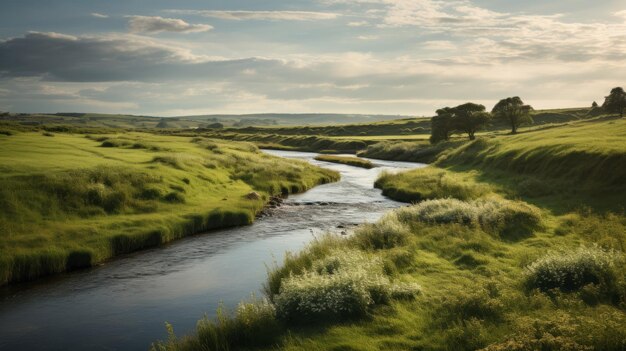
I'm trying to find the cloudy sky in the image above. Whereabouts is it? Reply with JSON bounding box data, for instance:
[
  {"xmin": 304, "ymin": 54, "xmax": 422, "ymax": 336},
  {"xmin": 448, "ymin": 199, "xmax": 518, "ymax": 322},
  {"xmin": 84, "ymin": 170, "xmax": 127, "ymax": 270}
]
[{"xmin": 0, "ymin": 0, "xmax": 625, "ymax": 116}]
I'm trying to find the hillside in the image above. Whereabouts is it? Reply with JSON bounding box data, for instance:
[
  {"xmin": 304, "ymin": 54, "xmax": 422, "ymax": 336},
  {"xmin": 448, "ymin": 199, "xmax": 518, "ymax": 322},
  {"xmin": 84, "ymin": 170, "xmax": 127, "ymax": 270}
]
[{"xmin": 0, "ymin": 130, "xmax": 338, "ymax": 285}]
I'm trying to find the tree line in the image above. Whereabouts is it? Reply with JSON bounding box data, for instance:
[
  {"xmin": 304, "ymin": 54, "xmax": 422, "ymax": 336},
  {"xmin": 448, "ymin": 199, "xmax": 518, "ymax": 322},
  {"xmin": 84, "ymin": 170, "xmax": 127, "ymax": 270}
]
[{"xmin": 429, "ymin": 87, "xmax": 626, "ymax": 144}]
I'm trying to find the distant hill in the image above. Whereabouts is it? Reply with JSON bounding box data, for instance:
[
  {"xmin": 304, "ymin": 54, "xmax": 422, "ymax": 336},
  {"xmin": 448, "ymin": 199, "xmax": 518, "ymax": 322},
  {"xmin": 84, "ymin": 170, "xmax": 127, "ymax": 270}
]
[
  {"xmin": 0, "ymin": 112, "xmax": 414, "ymax": 129},
  {"xmin": 180, "ymin": 113, "xmax": 412, "ymax": 126}
]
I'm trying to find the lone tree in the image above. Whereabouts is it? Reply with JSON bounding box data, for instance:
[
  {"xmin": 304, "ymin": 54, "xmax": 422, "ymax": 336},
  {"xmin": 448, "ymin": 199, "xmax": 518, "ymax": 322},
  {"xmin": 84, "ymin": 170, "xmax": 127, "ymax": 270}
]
[
  {"xmin": 430, "ymin": 107, "xmax": 455, "ymax": 144},
  {"xmin": 491, "ymin": 97, "xmax": 533, "ymax": 134},
  {"xmin": 429, "ymin": 103, "xmax": 491, "ymax": 143},
  {"xmin": 602, "ymin": 87, "xmax": 626, "ymax": 117},
  {"xmin": 452, "ymin": 103, "xmax": 490, "ymax": 140}
]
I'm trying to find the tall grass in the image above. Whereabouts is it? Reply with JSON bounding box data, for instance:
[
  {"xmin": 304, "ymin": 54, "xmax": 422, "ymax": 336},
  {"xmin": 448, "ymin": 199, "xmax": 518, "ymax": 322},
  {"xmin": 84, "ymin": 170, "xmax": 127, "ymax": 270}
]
[
  {"xmin": 394, "ymin": 198, "xmax": 543, "ymax": 240},
  {"xmin": 524, "ymin": 246, "xmax": 623, "ymax": 296},
  {"xmin": 151, "ymin": 298, "xmax": 282, "ymax": 351},
  {"xmin": 375, "ymin": 166, "xmax": 492, "ymax": 202}
]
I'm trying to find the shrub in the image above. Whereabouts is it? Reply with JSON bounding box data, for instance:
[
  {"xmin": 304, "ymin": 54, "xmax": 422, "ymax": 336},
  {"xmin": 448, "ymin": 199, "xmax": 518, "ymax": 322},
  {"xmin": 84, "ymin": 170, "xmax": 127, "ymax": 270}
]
[
  {"xmin": 275, "ymin": 270, "xmax": 387, "ymax": 323},
  {"xmin": 353, "ymin": 215, "xmax": 411, "ymax": 250},
  {"xmin": 264, "ymin": 234, "xmax": 346, "ymax": 299},
  {"xmin": 42, "ymin": 132, "xmax": 54, "ymax": 137},
  {"xmin": 163, "ymin": 192, "xmax": 185, "ymax": 203},
  {"xmin": 100, "ymin": 139, "xmax": 131, "ymax": 148},
  {"xmin": 140, "ymin": 186, "xmax": 163, "ymax": 200},
  {"xmin": 524, "ymin": 246, "xmax": 622, "ymax": 293},
  {"xmin": 394, "ymin": 198, "xmax": 543, "ymax": 240},
  {"xmin": 273, "ymin": 249, "xmax": 420, "ymax": 324}
]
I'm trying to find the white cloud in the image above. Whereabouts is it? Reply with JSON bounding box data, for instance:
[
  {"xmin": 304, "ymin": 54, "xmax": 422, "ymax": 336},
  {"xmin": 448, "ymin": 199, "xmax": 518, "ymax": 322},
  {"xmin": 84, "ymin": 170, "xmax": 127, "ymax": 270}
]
[
  {"xmin": 165, "ymin": 10, "xmax": 340, "ymax": 21},
  {"xmin": 348, "ymin": 21, "xmax": 369, "ymax": 26},
  {"xmin": 357, "ymin": 35, "xmax": 378, "ymax": 40},
  {"xmin": 91, "ymin": 13, "xmax": 109, "ymax": 19},
  {"xmin": 126, "ymin": 16, "xmax": 213, "ymax": 33},
  {"xmin": 422, "ymin": 40, "xmax": 456, "ymax": 50},
  {"xmin": 615, "ymin": 10, "xmax": 626, "ymax": 20}
]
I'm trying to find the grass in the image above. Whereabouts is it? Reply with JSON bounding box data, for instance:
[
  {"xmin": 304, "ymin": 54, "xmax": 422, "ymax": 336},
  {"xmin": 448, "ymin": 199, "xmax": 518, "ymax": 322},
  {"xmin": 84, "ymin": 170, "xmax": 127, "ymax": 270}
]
[
  {"xmin": 314, "ymin": 155, "xmax": 374, "ymax": 169},
  {"xmin": 189, "ymin": 132, "xmax": 375, "ymax": 154},
  {"xmin": 145, "ymin": 107, "xmax": 598, "ymax": 157},
  {"xmin": 0, "ymin": 131, "xmax": 338, "ymax": 285},
  {"xmin": 158, "ymin": 190, "xmax": 626, "ymax": 350},
  {"xmin": 155, "ymin": 113, "xmax": 626, "ymax": 351},
  {"xmin": 374, "ymin": 166, "xmax": 493, "ymax": 202},
  {"xmin": 357, "ymin": 140, "xmax": 463, "ymax": 163}
]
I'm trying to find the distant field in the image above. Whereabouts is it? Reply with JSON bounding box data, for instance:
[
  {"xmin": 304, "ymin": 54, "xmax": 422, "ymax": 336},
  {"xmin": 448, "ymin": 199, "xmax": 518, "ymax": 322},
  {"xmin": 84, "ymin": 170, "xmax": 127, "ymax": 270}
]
[
  {"xmin": 0, "ymin": 112, "xmax": 415, "ymax": 130},
  {"xmin": 0, "ymin": 131, "xmax": 338, "ymax": 285}
]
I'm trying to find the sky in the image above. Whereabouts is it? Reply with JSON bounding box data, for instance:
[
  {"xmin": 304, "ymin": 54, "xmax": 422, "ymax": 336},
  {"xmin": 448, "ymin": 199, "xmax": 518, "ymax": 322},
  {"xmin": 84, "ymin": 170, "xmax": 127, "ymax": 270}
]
[{"xmin": 0, "ymin": 0, "xmax": 625, "ymax": 117}]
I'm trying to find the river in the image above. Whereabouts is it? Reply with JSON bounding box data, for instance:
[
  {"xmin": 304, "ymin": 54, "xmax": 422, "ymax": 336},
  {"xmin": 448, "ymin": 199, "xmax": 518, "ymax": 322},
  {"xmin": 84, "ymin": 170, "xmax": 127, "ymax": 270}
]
[{"xmin": 0, "ymin": 150, "xmax": 423, "ymax": 351}]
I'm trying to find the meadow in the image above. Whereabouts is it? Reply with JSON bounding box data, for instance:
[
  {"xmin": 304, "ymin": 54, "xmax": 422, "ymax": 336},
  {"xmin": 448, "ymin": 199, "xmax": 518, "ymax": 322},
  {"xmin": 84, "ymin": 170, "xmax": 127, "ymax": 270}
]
[
  {"xmin": 2, "ymin": 108, "xmax": 625, "ymax": 350},
  {"xmin": 0, "ymin": 129, "xmax": 338, "ymax": 285},
  {"xmin": 153, "ymin": 114, "xmax": 626, "ymax": 351}
]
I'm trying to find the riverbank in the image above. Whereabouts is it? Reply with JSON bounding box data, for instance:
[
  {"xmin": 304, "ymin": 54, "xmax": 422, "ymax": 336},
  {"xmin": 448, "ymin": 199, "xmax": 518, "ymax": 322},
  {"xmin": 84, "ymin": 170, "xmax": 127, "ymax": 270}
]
[
  {"xmin": 0, "ymin": 132, "xmax": 339, "ymax": 285},
  {"xmin": 314, "ymin": 155, "xmax": 374, "ymax": 169},
  {"xmin": 154, "ymin": 116, "xmax": 626, "ymax": 351},
  {"xmin": 0, "ymin": 149, "xmax": 418, "ymax": 351}
]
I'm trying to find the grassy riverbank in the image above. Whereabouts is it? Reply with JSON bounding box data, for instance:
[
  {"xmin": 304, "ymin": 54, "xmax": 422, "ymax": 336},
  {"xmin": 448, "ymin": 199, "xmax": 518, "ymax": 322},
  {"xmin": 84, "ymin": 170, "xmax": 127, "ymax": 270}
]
[
  {"xmin": 314, "ymin": 155, "xmax": 374, "ymax": 169},
  {"xmin": 0, "ymin": 131, "xmax": 338, "ymax": 285},
  {"xmin": 154, "ymin": 115, "xmax": 626, "ymax": 351},
  {"xmin": 188, "ymin": 132, "xmax": 375, "ymax": 154}
]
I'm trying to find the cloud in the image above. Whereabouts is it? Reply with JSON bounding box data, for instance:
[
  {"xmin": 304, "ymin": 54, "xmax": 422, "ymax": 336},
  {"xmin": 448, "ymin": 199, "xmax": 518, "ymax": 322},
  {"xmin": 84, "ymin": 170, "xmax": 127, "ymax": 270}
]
[
  {"xmin": 615, "ymin": 10, "xmax": 626, "ymax": 20},
  {"xmin": 357, "ymin": 35, "xmax": 378, "ymax": 40},
  {"xmin": 126, "ymin": 16, "xmax": 213, "ymax": 33},
  {"xmin": 0, "ymin": 32, "xmax": 212, "ymax": 81},
  {"xmin": 165, "ymin": 10, "xmax": 340, "ymax": 21},
  {"xmin": 348, "ymin": 21, "xmax": 369, "ymax": 26},
  {"xmin": 324, "ymin": 0, "xmax": 626, "ymax": 64},
  {"xmin": 422, "ymin": 40, "xmax": 456, "ymax": 50},
  {"xmin": 91, "ymin": 13, "xmax": 109, "ymax": 19}
]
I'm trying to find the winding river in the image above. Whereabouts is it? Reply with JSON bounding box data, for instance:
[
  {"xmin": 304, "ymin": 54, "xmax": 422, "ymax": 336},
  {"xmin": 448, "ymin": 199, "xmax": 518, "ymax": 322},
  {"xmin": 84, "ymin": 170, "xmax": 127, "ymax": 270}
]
[{"xmin": 0, "ymin": 150, "xmax": 423, "ymax": 351}]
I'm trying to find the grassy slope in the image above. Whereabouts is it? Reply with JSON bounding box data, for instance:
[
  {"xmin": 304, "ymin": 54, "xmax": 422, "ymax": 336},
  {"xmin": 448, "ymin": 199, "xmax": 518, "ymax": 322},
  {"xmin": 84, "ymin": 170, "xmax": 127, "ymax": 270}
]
[
  {"xmin": 0, "ymin": 131, "xmax": 338, "ymax": 285},
  {"xmin": 314, "ymin": 155, "xmax": 374, "ymax": 169},
  {"xmin": 188, "ymin": 108, "xmax": 593, "ymax": 155},
  {"xmin": 376, "ymin": 116, "xmax": 626, "ymax": 211},
  {"xmin": 188, "ymin": 132, "xmax": 378, "ymax": 154},
  {"xmin": 157, "ymin": 115, "xmax": 626, "ymax": 351}
]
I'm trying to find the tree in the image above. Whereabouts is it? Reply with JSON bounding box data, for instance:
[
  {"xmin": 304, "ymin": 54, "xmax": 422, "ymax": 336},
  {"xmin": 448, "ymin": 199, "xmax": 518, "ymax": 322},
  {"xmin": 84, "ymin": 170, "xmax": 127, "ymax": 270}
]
[
  {"xmin": 602, "ymin": 87, "xmax": 626, "ymax": 117},
  {"xmin": 429, "ymin": 107, "xmax": 455, "ymax": 144},
  {"xmin": 491, "ymin": 97, "xmax": 533, "ymax": 134},
  {"xmin": 155, "ymin": 118, "xmax": 169, "ymax": 128},
  {"xmin": 592, "ymin": 101, "xmax": 598, "ymax": 108},
  {"xmin": 429, "ymin": 103, "xmax": 491, "ymax": 143},
  {"xmin": 452, "ymin": 103, "xmax": 490, "ymax": 140}
]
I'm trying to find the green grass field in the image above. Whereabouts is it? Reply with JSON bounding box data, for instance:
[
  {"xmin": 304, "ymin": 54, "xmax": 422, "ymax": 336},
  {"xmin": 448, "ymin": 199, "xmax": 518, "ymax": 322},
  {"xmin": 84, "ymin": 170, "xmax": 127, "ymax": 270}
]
[
  {"xmin": 0, "ymin": 131, "xmax": 338, "ymax": 285},
  {"xmin": 314, "ymin": 155, "xmax": 374, "ymax": 169},
  {"xmin": 154, "ymin": 114, "xmax": 626, "ymax": 351}
]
